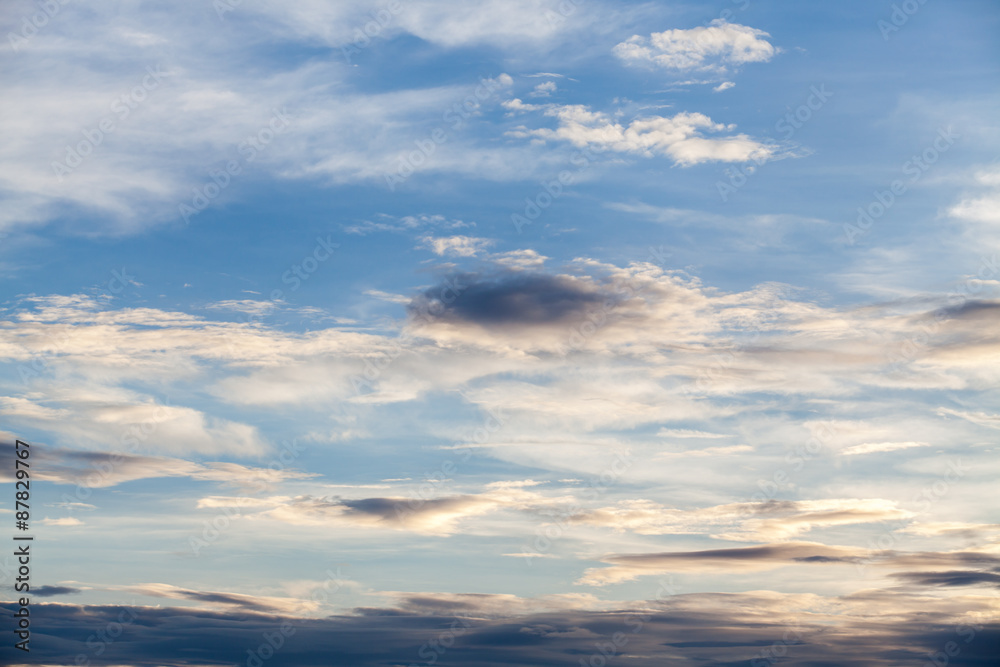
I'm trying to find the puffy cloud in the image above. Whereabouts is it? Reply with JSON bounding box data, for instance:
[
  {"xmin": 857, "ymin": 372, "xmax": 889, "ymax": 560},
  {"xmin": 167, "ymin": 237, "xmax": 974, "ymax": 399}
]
[
  {"xmin": 949, "ymin": 165, "xmax": 1000, "ymax": 224},
  {"xmin": 513, "ymin": 105, "xmax": 776, "ymax": 165},
  {"xmin": 419, "ymin": 235, "xmax": 495, "ymax": 257},
  {"xmin": 614, "ymin": 20, "xmax": 777, "ymax": 73}
]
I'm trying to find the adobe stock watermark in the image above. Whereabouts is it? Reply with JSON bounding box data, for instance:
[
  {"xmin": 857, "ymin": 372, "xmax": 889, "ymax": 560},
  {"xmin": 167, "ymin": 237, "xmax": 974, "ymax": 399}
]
[
  {"xmin": 56, "ymin": 398, "xmax": 174, "ymax": 509},
  {"xmin": 7, "ymin": 0, "xmax": 71, "ymax": 52},
  {"xmin": 393, "ymin": 404, "xmax": 507, "ymax": 526},
  {"xmin": 349, "ymin": 276, "xmax": 468, "ymax": 396},
  {"xmin": 883, "ymin": 253, "xmax": 998, "ymax": 371},
  {"xmin": 878, "ymin": 0, "xmax": 930, "ymax": 40},
  {"xmin": 409, "ymin": 618, "xmax": 474, "ymax": 667},
  {"xmin": 922, "ymin": 622, "xmax": 986, "ymax": 667},
  {"xmin": 843, "ymin": 126, "xmax": 959, "ymax": 245},
  {"xmin": 51, "ymin": 66, "xmax": 167, "ymax": 180},
  {"xmin": 189, "ymin": 438, "xmax": 308, "ymax": 556},
  {"xmin": 18, "ymin": 267, "xmax": 140, "ymax": 385},
  {"xmin": 384, "ymin": 74, "xmax": 512, "ymax": 191},
  {"xmin": 74, "ymin": 603, "xmax": 139, "ymax": 667},
  {"xmin": 517, "ymin": 449, "xmax": 632, "ymax": 565},
  {"xmin": 750, "ymin": 618, "xmax": 806, "ymax": 667},
  {"xmin": 716, "ymin": 84, "xmax": 832, "ymax": 202},
  {"xmin": 214, "ymin": 0, "xmax": 244, "ymax": 21},
  {"xmin": 560, "ymin": 245, "xmax": 673, "ymax": 353},
  {"xmin": 577, "ymin": 577, "xmax": 680, "ymax": 667},
  {"xmin": 179, "ymin": 108, "xmax": 292, "ymax": 224},
  {"xmin": 855, "ymin": 459, "xmax": 967, "ymax": 573},
  {"xmin": 341, "ymin": 1, "xmax": 404, "ymax": 63},
  {"xmin": 243, "ymin": 566, "xmax": 348, "ymax": 667},
  {"xmin": 543, "ymin": 0, "xmax": 583, "ymax": 27},
  {"xmin": 511, "ymin": 144, "xmax": 605, "ymax": 234}
]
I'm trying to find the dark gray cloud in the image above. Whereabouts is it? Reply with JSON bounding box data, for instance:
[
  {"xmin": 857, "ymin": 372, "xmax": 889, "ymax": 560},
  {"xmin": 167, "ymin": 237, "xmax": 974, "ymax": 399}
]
[
  {"xmin": 31, "ymin": 585, "xmax": 82, "ymax": 597},
  {"xmin": 409, "ymin": 272, "xmax": 609, "ymax": 328},
  {"xmin": 939, "ymin": 299, "xmax": 1000, "ymax": 320},
  {"xmin": 2, "ymin": 600, "xmax": 998, "ymax": 666},
  {"xmin": 891, "ymin": 570, "xmax": 1000, "ymax": 588}
]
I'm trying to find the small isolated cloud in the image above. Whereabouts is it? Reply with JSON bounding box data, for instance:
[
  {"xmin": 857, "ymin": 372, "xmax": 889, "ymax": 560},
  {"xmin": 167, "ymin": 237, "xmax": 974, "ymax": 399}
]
[
  {"xmin": 949, "ymin": 165, "xmax": 1000, "ymax": 224},
  {"xmin": 579, "ymin": 542, "xmax": 862, "ymax": 585},
  {"xmin": 40, "ymin": 517, "xmax": 84, "ymax": 526},
  {"xmin": 409, "ymin": 271, "xmax": 607, "ymax": 329},
  {"xmin": 204, "ymin": 300, "xmax": 279, "ymax": 316},
  {"xmin": 657, "ymin": 429, "xmax": 729, "ymax": 439},
  {"xmin": 33, "ymin": 585, "xmax": 82, "ymax": 597},
  {"xmin": 713, "ymin": 81, "xmax": 735, "ymax": 92},
  {"xmin": 120, "ymin": 583, "xmax": 319, "ymax": 614},
  {"xmin": 514, "ymin": 104, "xmax": 776, "ymax": 166},
  {"xmin": 840, "ymin": 441, "xmax": 929, "ymax": 456},
  {"xmin": 490, "ymin": 249, "xmax": 548, "ymax": 270},
  {"xmin": 614, "ymin": 20, "xmax": 777, "ymax": 73},
  {"xmin": 531, "ymin": 81, "xmax": 557, "ymax": 97},
  {"xmin": 890, "ymin": 570, "xmax": 1000, "ymax": 589},
  {"xmin": 364, "ymin": 289, "xmax": 412, "ymax": 305},
  {"xmin": 344, "ymin": 214, "xmax": 474, "ymax": 235},
  {"xmin": 502, "ymin": 98, "xmax": 543, "ymax": 114},
  {"xmin": 419, "ymin": 235, "xmax": 495, "ymax": 257}
]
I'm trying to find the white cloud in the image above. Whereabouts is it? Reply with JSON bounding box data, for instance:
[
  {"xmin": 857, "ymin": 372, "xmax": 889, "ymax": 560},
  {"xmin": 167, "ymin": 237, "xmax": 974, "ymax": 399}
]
[
  {"xmin": 614, "ymin": 20, "xmax": 777, "ymax": 73},
  {"xmin": 949, "ymin": 165, "xmax": 1000, "ymax": 224},
  {"xmin": 531, "ymin": 81, "xmax": 557, "ymax": 97},
  {"xmin": 840, "ymin": 441, "xmax": 929, "ymax": 456},
  {"xmin": 514, "ymin": 104, "xmax": 776, "ymax": 165},
  {"xmin": 40, "ymin": 517, "xmax": 84, "ymax": 526},
  {"xmin": 419, "ymin": 235, "xmax": 495, "ymax": 257}
]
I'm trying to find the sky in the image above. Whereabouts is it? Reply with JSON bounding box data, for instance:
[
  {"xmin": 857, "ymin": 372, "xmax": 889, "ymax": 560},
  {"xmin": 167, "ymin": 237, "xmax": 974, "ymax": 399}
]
[{"xmin": 1, "ymin": 0, "xmax": 999, "ymax": 665}]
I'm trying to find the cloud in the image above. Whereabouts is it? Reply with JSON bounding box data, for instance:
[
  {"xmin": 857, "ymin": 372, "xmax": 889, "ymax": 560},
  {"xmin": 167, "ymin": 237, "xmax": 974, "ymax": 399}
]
[
  {"xmin": 902, "ymin": 522, "xmax": 1000, "ymax": 540},
  {"xmin": 840, "ymin": 441, "xmax": 929, "ymax": 456},
  {"xmin": 344, "ymin": 214, "xmax": 474, "ymax": 236},
  {"xmin": 409, "ymin": 271, "xmax": 608, "ymax": 329},
  {"xmin": 32, "ymin": 585, "xmax": 82, "ymax": 597},
  {"xmin": 489, "ymin": 249, "xmax": 548, "ymax": 270},
  {"xmin": 9, "ymin": 591, "xmax": 997, "ymax": 666},
  {"xmin": 613, "ymin": 20, "xmax": 777, "ymax": 73},
  {"xmin": 419, "ymin": 235, "xmax": 495, "ymax": 257},
  {"xmin": 656, "ymin": 429, "xmax": 729, "ymax": 439},
  {"xmin": 39, "ymin": 517, "xmax": 84, "ymax": 526},
  {"xmin": 578, "ymin": 542, "xmax": 864, "ymax": 585},
  {"xmin": 949, "ymin": 165, "xmax": 1000, "ymax": 224},
  {"xmin": 0, "ymin": 445, "xmax": 315, "ymax": 489},
  {"xmin": 216, "ymin": 481, "xmax": 561, "ymax": 536},
  {"xmin": 890, "ymin": 570, "xmax": 1000, "ymax": 588},
  {"xmin": 530, "ymin": 81, "xmax": 557, "ymax": 97},
  {"xmin": 118, "ymin": 583, "xmax": 320, "ymax": 614},
  {"xmin": 513, "ymin": 104, "xmax": 777, "ymax": 165},
  {"xmin": 713, "ymin": 81, "xmax": 735, "ymax": 92},
  {"xmin": 568, "ymin": 498, "xmax": 912, "ymax": 541}
]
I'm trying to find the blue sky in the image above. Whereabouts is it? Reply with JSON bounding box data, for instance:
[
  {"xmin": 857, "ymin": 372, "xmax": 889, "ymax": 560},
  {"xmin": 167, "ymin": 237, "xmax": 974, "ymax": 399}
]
[{"xmin": 1, "ymin": 0, "xmax": 999, "ymax": 665}]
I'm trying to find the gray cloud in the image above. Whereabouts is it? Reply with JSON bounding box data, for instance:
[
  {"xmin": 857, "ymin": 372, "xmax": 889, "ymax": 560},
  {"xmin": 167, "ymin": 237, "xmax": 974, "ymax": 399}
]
[
  {"xmin": 3, "ymin": 596, "xmax": 998, "ymax": 666},
  {"xmin": 32, "ymin": 585, "xmax": 82, "ymax": 597},
  {"xmin": 409, "ymin": 272, "xmax": 608, "ymax": 328},
  {"xmin": 890, "ymin": 570, "xmax": 1000, "ymax": 588}
]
